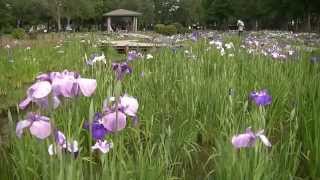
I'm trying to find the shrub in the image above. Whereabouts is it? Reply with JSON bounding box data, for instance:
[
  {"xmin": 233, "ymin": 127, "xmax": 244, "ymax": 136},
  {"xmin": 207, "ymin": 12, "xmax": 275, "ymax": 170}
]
[
  {"xmin": 154, "ymin": 24, "xmax": 166, "ymax": 34},
  {"xmin": 154, "ymin": 24, "xmax": 177, "ymax": 36},
  {"xmin": 164, "ymin": 25, "xmax": 177, "ymax": 36},
  {"xmin": 172, "ymin": 22, "xmax": 184, "ymax": 33},
  {"xmin": 11, "ymin": 28, "xmax": 26, "ymax": 39}
]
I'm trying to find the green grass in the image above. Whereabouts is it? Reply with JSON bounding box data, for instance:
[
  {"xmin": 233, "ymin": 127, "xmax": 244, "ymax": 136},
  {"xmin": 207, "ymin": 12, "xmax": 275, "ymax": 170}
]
[{"xmin": 0, "ymin": 34, "xmax": 320, "ymax": 179}]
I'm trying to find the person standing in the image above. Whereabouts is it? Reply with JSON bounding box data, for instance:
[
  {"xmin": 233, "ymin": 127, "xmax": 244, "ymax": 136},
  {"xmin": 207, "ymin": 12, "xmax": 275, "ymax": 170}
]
[{"xmin": 237, "ymin": 20, "xmax": 245, "ymax": 36}]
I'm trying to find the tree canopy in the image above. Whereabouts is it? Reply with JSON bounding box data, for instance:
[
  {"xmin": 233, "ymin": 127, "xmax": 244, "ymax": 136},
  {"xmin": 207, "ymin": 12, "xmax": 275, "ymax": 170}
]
[{"xmin": 0, "ymin": 0, "xmax": 319, "ymax": 32}]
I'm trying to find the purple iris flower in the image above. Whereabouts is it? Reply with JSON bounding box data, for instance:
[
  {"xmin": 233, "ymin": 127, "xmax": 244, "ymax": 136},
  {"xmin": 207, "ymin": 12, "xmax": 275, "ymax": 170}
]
[
  {"xmin": 19, "ymin": 81, "xmax": 60, "ymax": 110},
  {"xmin": 19, "ymin": 70, "xmax": 97, "ymax": 109},
  {"xmin": 250, "ymin": 89, "xmax": 272, "ymax": 106},
  {"xmin": 91, "ymin": 123, "xmax": 108, "ymax": 140},
  {"xmin": 37, "ymin": 70, "xmax": 96, "ymax": 98},
  {"xmin": 191, "ymin": 32, "xmax": 199, "ymax": 41},
  {"xmin": 92, "ymin": 140, "xmax": 113, "ymax": 154},
  {"xmin": 231, "ymin": 127, "xmax": 271, "ymax": 149},
  {"xmin": 112, "ymin": 62, "xmax": 132, "ymax": 80},
  {"xmin": 16, "ymin": 113, "xmax": 52, "ymax": 139},
  {"xmin": 48, "ymin": 131, "xmax": 79, "ymax": 156},
  {"xmin": 84, "ymin": 113, "xmax": 113, "ymax": 154},
  {"xmin": 101, "ymin": 94, "xmax": 139, "ymax": 132},
  {"xmin": 102, "ymin": 111, "xmax": 127, "ymax": 132},
  {"xmin": 119, "ymin": 94, "xmax": 139, "ymax": 116},
  {"xmin": 127, "ymin": 50, "xmax": 139, "ymax": 61},
  {"xmin": 50, "ymin": 70, "xmax": 97, "ymax": 97},
  {"xmin": 84, "ymin": 113, "xmax": 109, "ymax": 140}
]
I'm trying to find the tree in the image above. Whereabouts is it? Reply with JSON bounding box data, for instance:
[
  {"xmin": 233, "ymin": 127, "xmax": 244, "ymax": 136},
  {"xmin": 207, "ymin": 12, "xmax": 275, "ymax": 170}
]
[
  {"xmin": 0, "ymin": 0, "xmax": 14, "ymax": 32},
  {"xmin": 204, "ymin": 0, "xmax": 234, "ymax": 28}
]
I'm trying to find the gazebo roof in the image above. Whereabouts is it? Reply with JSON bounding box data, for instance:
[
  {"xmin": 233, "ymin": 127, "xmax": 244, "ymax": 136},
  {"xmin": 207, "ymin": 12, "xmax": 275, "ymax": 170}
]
[{"xmin": 103, "ymin": 9, "xmax": 142, "ymax": 17}]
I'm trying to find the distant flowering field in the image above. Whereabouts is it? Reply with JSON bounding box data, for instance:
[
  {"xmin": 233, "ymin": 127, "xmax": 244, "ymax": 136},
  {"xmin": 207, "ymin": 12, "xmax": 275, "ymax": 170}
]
[{"xmin": 0, "ymin": 31, "xmax": 320, "ymax": 179}]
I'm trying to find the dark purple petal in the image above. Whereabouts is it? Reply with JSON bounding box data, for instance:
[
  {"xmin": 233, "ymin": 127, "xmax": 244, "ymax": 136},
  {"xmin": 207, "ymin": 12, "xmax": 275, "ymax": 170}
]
[
  {"xmin": 250, "ymin": 89, "xmax": 272, "ymax": 106},
  {"xmin": 55, "ymin": 131, "xmax": 66, "ymax": 145},
  {"xmin": 91, "ymin": 123, "xmax": 108, "ymax": 140},
  {"xmin": 112, "ymin": 62, "xmax": 132, "ymax": 80},
  {"xmin": 84, "ymin": 113, "xmax": 109, "ymax": 140},
  {"xmin": 127, "ymin": 51, "xmax": 138, "ymax": 61}
]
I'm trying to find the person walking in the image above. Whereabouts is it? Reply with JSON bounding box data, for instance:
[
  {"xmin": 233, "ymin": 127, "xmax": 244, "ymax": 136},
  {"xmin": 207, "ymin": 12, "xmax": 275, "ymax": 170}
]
[{"xmin": 237, "ymin": 20, "xmax": 245, "ymax": 36}]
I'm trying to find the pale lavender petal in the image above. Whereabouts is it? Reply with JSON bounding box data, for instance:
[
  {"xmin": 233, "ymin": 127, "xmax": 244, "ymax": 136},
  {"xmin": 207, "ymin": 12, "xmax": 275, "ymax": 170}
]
[
  {"xmin": 77, "ymin": 78, "xmax": 97, "ymax": 97},
  {"xmin": 103, "ymin": 96, "xmax": 116, "ymax": 106},
  {"xmin": 257, "ymin": 134, "xmax": 272, "ymax": 147},
  {"xmin": 120, "ymin": 95, "xmax": 139, "ymax": 116},
  {"xmin": 48, "ymin": 144, "xmax": 56, "ymax": 155},
  {"xmin": 52, "ymin": 96, "xmax": 61, "ymax": 108},
  {"xmin": 231, "ymin": 133, "xmax": 256, "ymax": 148},
  {"xmin": 92, "ymin": 140, "xmax": 113, "ymax": 154},
  {"xmin": 51, "ymin": 77, "xmax": 74, "ymax": 97},
  {"xmin": 29, "ymin": 120, "xmax": 52, "ymax": 139},
  {"xmin": 102, "ymin": 111, "xmax": 127, "ymax": 132},
  {"xmin": 19, "ymin": 97, "xmax": 32, "ymax": 109},
  {"xmin": 16, "ymin": 120, "xmax": 32, "ymax": 138},
  {"xmin": 67, "ymin": 140, "xmax": 79, "ymax": 153},
  {"xmin": 29, "ymin": 81, "xmax": 52, "ymax": 99}
]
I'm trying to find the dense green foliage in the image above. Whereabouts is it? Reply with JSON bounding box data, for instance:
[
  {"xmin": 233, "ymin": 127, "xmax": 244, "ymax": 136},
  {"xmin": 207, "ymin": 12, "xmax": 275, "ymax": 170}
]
[
  {"xmin": 0, "ymin": 34, "xmax": 320, "ymax": 179},
  {"xmin": 11, "ymin": 28, "xmax": 26, "ymax": 39},
  {"xmin": 154, "ymin": 24, "xmax": 178, "ymax": 35},
  {"xmin": 0, "ymin": 0, "xmax": 319, "ymax": 32}
]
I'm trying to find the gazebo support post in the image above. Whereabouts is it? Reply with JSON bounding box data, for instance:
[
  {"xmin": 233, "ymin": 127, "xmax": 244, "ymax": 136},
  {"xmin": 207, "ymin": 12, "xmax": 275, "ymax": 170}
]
[
  {"xmin": 133, "ymin": 17, "xmax": 138, "ymax": 32},
  {"xmin": 107, "ymin": 17, "xmax": 112, "ymax": 32}
]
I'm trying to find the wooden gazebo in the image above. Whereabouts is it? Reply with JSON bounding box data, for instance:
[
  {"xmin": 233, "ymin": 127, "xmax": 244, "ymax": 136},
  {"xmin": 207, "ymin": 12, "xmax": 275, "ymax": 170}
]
[{"xmin": 103, "ymin": 9, "xmax": 142, "ymax": 32}]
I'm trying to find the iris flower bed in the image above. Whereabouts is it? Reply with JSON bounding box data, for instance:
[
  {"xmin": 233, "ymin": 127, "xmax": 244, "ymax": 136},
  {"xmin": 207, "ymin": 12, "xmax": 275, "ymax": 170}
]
[{"xmin": 0, "ymin": 31, "xmax": 320, "ymax": 179}]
